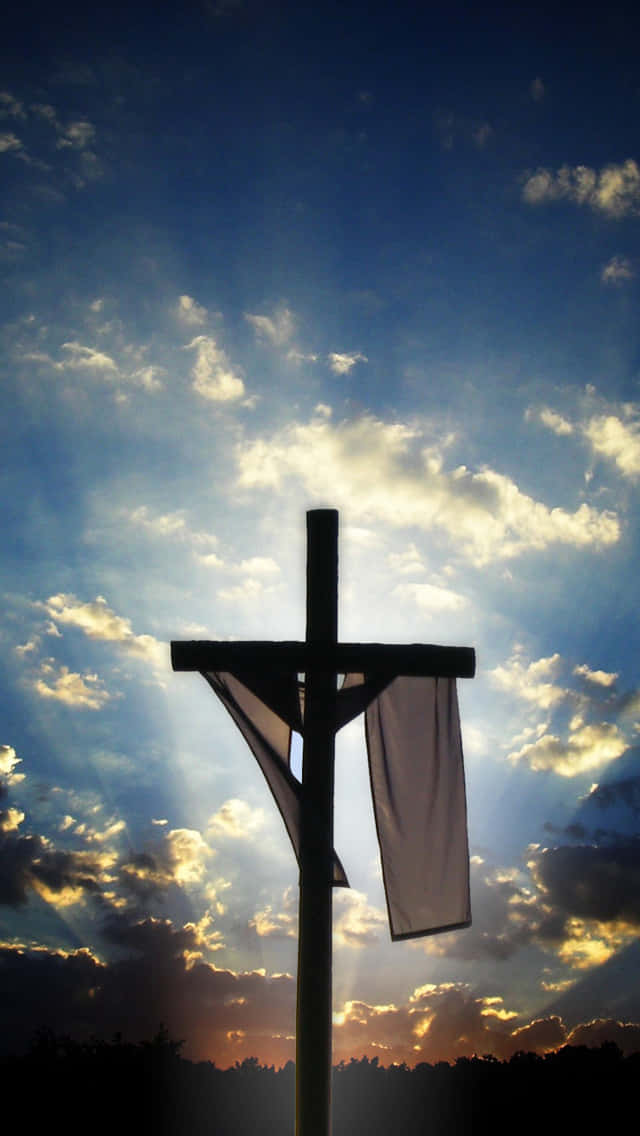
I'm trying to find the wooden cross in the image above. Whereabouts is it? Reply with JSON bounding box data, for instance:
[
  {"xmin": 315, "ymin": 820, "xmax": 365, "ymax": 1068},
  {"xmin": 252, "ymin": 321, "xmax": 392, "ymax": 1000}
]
[{"xmin": 171, "ymin": 509, "xmax": 475, "ymax": 1136}]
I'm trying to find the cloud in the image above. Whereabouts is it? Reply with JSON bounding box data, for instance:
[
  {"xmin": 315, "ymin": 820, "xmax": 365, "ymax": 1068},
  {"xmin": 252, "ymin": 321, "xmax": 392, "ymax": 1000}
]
[
  {"xmin": 217, "ymin": 578, "xmax": 272, "ymax": 603},
  {"xmin": 185, "ymin": 335, "xmax": 245, "ymax": 402},
  {"xmin": 234, "ymin": 557, "xmax": 279, "ymax": 576},
  {"xmin": 120, "ymin": 828, "xmax": 213, "ymax": 897},
  {"xmin": 0, "ymin": 746, "xmax": 22, "ymax": 780},
  {"xmin": 56, "ymin": 120, "xmax": 95, "ymax": 150},
  {"xmin": 0, "ymin": 91, "xmax": 26, "ymax": 119},
  {"xmin": 573, "ymin": 663, "xmax": 618, "ymax": 688},
  {"xmin": 332, "ymin": 983, "xmax": 568, "ymax": 1065},
  {"xmin": 208, "ymin": 799, "xmax": 266, "ymax": 840},
  {"xmin": 490, "ymin": 652, "xmax": 566, "ymax": 710},
  {"xmin": 583, "ymin": 412, "xmax": 640, "ymax": 479},
  {"xmin": 126, "ymin": 506, "xmax": 220, "ymax": 555},
  {"xmin": 60, "ymin": 341, "xmax": 119, "ymax": 376},
  {"xmin": 0, "ymin": 806, "xmax": 24, "ymax": 832},
  {"xmin": 245, "ymin": 306, "xmax": 295, "ymax": 346},
  {"xmin": 526, "ymin": 406, "xmax": 574, "ymax": 436},
  {"xmin": 0, "ymin": 132, "xmax": 23, "ymax": 153},
  {"xmin": 328, "ymin": 351, "xmax": 367, "ymax": 375},
  {"xmin": 234, "ymin": 413, "xmax": 619, "ymax": 565},
  {"xmin": 522, "ymin": 159, "xmax": 640, "ymax": 218},
  {"xmin": 530, "ymin": 395, "xmax": 640, "ymax": 481},
  {"xmin": 0, "ymin": 905, "xmax": 637, "ymax": 1064},
  {"xmin": 33, "ymin": 660, "xmax": 111, "ymax": 710},
  {"xmin": 250, "ymin": 886, "xmax": 297, "ymax": 939},
  {"xmin": 585, "ymin": 777, "xmax": 640, "ymax": 812},
  {"xmin": 0, "ymin": 827, "xmax": 115, "ymax": 908},
  {"xmin": 601, "ymin": 255, "xmax": 634, "ymax": 285},
  {"xmin": 531, "ymin": 840, "xmax": 640, "ymax": 927},
  {"xmin": 392, "ymin": 581, "xmax": 467, "ymax": 613},
  {"xmin": 508, "ymin": 721, "xmax": 627, "ymax": 776},
  {"xmin": 176, "ymin": 295, "xmax": 208, "ymax": 326},
  {"xmin": 427, "ymin": 844, "xmax": 640, "ymax": 972},
  {"xmin": 387, "ymin": 543, "xmax": 425, "ymax": 576},
  {"xmin": 333, "ymin": 889, "xmax": 387, "ymax": 948},
  {"xmin": 424, "ymin": 861, "xmax": 542, "ymax": 963},
  {"xmin": 567, "ymin": 1018, "xmax": 640, "ymax": 1054},
  {"xmin": 0, "ymin": 919, "xmax": 298, "ymax": 1065},
  {"xmin": 41, "ymin": 594, "xmax": 164, "ymax": 665}
]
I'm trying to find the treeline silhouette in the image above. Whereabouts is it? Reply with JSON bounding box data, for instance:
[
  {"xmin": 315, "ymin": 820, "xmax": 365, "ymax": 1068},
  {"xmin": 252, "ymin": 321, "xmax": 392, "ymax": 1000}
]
[{"xmin": 1, "ymin": 1026, "xmax": 636, "ymax": 1135}]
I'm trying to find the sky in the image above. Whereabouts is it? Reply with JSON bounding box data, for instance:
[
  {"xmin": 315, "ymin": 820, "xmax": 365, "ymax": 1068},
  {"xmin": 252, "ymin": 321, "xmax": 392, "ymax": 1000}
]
[{"xmin": 2, "ymin": 0, "xmax": 640, "ymax": 1069}]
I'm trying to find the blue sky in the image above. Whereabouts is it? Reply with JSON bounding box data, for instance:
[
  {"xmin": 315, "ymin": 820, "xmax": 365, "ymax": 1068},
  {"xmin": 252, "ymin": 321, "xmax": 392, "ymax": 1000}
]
[{"xmin": 2, "ymin": 0, "xmax": 640, "ymax": 1067}]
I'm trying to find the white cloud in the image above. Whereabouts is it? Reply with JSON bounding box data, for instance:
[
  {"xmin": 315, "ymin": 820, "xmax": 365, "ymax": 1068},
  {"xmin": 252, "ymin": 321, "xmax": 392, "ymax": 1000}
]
[
  {"xmin": 56, "ymin": 120, "xmax": 95, "ymax": 150},
  {"xmin": 250, "ymin": 887, "xmax": 297, "ymax": 939},
  {"xmin": 234, "ymin": 413, "xmax": 619, "ymax": 565},
  {"xmin": 129, "ymin": 364, "xmax": 163, "ymax": 391},
  {"xmin": 245, "ymin": 306, "xmax": 295, "ymax": 346},
  {"xmin": 165, "ymin": 828, "xmax": 213, "ymax": 885},
  {"xmin": 522, "ymin": 159, "xmax": 640, "ymax": 218},
  {"xmin": 573, "ymin": 663, "xmax": 618, "ymax": 687},
  {"xmin": 185, "ymin": 335, "xmax": 245, "ymax": 402},
  {"xmin": 0, "ymin": 807, "xmax": 25, "ymax": 832},
  {"xmin": 126, "ymin": 506, "xmax": 220, "ymax": 556},
  {"xmin": 217, "ymin": 578, "xmax": 270, "ymax": 603},
  {"xmin": 287, "ymin": 350, "xmax": 319, "ymax": 364},
  {"xmin": 208, "ymin": 798, "xmax": 266, "ymax": 839},
  {"xmin": 333, "ymin": 889, "xmax": 387, "ymax": 948},
  {"xmin": 527, "ymin": 406, "xmax": 574, "ymax": 436},
  {"xmin": 584, "ymin": 412, "xmax": 640, "ymax": 478},
  {"xmin": 41, "ymin": 594, "xmax": 164, "ymax": 665},
  {"xmin": 0, "ymin": 132, "xmax": 23, "ymax": 153},
  {"xmin": 601, "ymin": 255, "xmax": 634, "ymax": 285},
  {"xmin": 33, "ymin": 659, "xmax": 111, "ymax": 710},
  {"xmin": 328, "ymin": 351, "xmax": 367, "ymax": 375},
  {"xmin": 60, "ymin": 341, "xmax": 119, "ymax": 376},
  {"xmin": 235, "ymin": 556, "xmax": 280, "ymax": 576},
  {"xmin": 509, "ymin": 720, "xmax": 627, "ymax": 776},
  {"xmin": 392, "ymin": 581, "xmax": 467, "ymax": 613},
  {"xmin": 387, "ymin": 543, "xmax": 425, "ymax": 576},
  {"xmin": 491, "ymin": 652, "xmax": 566, "ymax": 710},
  {"xmin": 176, "ymin": 295, "xmax": 209, "ymax": 326},
  {"xmin": 0, "ymin": 745, "xmax": 22, "ymax": 779},
  {"xmin": 0, "ymin": 91, "xmax": 26, "ymax": 119}
]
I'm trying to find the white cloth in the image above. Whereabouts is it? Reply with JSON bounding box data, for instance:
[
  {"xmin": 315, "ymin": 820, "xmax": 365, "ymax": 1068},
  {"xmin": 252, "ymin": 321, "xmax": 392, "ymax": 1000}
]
[{"xmin": 201, "ymin": 670, "xmax": 470, "ymax": 939}]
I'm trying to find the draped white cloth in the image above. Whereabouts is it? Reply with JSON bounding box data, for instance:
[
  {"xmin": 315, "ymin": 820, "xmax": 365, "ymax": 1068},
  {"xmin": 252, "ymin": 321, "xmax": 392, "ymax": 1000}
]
[{"xmin": 202, "ymin": 670, "xmax": 470, "ymax": 940}]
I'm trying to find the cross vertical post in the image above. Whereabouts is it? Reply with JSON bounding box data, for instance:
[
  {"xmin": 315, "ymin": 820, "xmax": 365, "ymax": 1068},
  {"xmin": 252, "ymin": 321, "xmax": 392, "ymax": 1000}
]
[
  {"xmin": 296, "ymin": 509, "xmax": 338, "ymax": 1136},
  {"xmin": 170, "ymin": 508, "xmax": 476, "ymax": 1136}
]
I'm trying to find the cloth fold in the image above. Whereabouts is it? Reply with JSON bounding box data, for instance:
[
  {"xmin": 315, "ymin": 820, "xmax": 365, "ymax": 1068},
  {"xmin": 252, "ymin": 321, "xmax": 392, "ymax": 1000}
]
[{"xmin": 201, "ymin": 669, "xmax": 470, "ymax": 938}]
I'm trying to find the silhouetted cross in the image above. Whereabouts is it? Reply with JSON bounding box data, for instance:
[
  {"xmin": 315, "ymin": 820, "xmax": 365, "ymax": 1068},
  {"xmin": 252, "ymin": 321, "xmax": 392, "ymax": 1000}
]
[{"xmin": 172, "ymin": 509, "xmax": 475, "ymax": 1136}]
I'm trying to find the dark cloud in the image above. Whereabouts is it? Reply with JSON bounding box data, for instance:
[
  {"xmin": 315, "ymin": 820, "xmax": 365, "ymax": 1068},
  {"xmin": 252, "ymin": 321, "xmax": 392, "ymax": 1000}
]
[
  {"xmin": 426, "ymin": 862, "xmax": 542, "ymax": 962},
  {"xmin": 0, "ymin": 831, "xmax": 46, "ymax": 905},
  {"xmin": 509, "ymin": 1016, "xmax": 566, "ymax": 1053},
  {"xmin": 567, "ymin": 1018, "xmax": 640, "ymax": 1054},
  {"xmin": 334, "ymin": 985, "xmax": 569, "ymax": 1066},
  {"xmin": 0, "ymin": 914, "xmax": 296, "ymax": 1065},
  {"xmin": 2, "ymin": 920, "xmax": 640, "ymax": 1067},
  {"xmin": 587, "ymin": 777, "xmax": 640, "ymax": 813},
  {"xmin": 532, "ymin": 840, "xmax": 640, "ymax": 926},
  {"xmin": 0, "ymin": 830, "xmax": 108, "ymax": 906}
]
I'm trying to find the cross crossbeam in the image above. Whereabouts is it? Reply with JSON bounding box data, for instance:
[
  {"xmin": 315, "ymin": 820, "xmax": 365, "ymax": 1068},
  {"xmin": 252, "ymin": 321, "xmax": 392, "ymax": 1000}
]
[
  {"xmin": 171, "ymin": 509, "xmax": 475, "ymax": 1136},
  {"xmin": 171, "ymin": 640, "xmax": 475, "ymax": 677}
]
